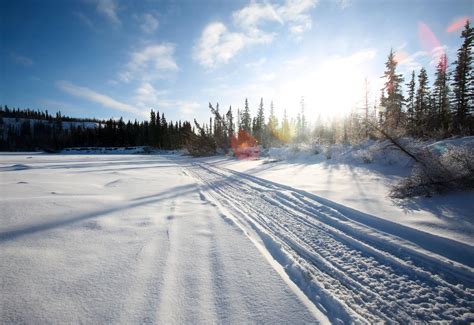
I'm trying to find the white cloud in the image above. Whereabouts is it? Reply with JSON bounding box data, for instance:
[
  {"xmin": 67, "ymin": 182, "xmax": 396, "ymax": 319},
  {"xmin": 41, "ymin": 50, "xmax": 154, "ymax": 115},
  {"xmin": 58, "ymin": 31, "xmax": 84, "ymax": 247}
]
[
  {"xmin": 12, "ymin": 53, "xmax": 33, "ymax": 66},
  {"xmin": 193, "ymin": 22, "xmax": 246, "ymax": 68},
  {"xmin": 119, "ymin": 43, "xmax": 178, "ymax": 82},
  {"xmin": 233, "ymin": 0, "xmax": 317, "ymax": 36},
  {"xmin": 233, "ymin": 2, "xmax": 282, "ymax": 30},
  {"xmin": 194, "ymin": 0, "xmax": 317, "ymax": 68},
  {"xmin": 57, "ymin": 80, "xmax": 197, "ymax": 120},
  {"xmin": 395, "ymin": 50, "xmax": 428, "ymax": 72},
  {"xmin": 134, "ymin": 82, "xmax": 169, "ymax": 106},
  {"xmin": 133, "ymin": 82, "xmax": 200, "ymax": 119},
  {"xmin": 232, "ymin": 2, "xmax": 280, "ymax": 42},
  {"xmin": 178, "ymin": 101, "xmax": 201, "ymax": 119},
  {"xmin": 140, "ymin": 13, "xmax": 159, "ymax": 33},
  {"xmin": 346, "ymin": 48, "xmax": 377, "ymax": 63},
  {"xmin": 57, "ymin": 80, "xmax": 144, "ymax": 116},
  {"xmin": 430, "ymin": 45, "xmax": 448, "ymax": 66},
  {"xmin": 96, "ymin": 0, "xmax": 121, "ymax": 26},
  {"xmin": 277, "ymin": 0, "xmax": 317, "ymax": 35},
  {"xmin": 394, "ymin": 44, "xmax": 450, "ymax": 73}
]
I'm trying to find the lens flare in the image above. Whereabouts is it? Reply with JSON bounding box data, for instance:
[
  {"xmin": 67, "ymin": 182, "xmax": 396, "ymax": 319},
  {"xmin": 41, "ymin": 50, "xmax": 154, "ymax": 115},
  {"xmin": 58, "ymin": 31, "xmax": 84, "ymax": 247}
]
[
  {"xmin": 393, "ymin": 51, "xmax": 409, "ymax": 64},
  {"xmin": 418, "ymin": 21, "xmax": 445, "ymax": 66},
  {"xmin": 418, "ymin": 22, "xmax": 441, "ymax": 53},
  {"xmin": 231, "ymin": 130, "xmax": 260, "ymax": 159},
  {"xmin": 446, "ymin": 16, "xmax": 471, "ymax": 33}
]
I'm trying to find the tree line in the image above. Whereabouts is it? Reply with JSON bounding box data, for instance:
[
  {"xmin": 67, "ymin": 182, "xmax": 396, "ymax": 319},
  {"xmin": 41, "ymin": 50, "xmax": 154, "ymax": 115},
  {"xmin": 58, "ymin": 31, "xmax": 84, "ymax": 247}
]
[
  {"xmin": 380, "ymin": 20, "xmax": 473, "ymax": 138},
  {"xmin": 0, "ymin": 107, "xmax": 192, "ymax": 151},
  {"xmin": 188, "ymin": 21, "xmax": 473, "ymax": 156}
]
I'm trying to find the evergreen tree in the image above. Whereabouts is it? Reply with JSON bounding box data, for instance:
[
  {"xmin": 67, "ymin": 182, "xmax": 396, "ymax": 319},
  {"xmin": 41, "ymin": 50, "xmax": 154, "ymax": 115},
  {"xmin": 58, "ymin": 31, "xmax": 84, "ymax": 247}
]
[
  {"xmin": 241, "ymin": 98, "xmax": 252, "ymax": 133},
  {"xmin": 209, "ymin": 102, "xmax": 227, "ymax": 150},
  {"xmin": 149, "ymin": 109, "xmax": 157, "ymax": 146},
  {"xmin": 226, "ymin": 106, "xmax": 234, "ymax": 141},
  {"xmin": 252, "ymin": 117, "xmax": 257, "ymax": 136},
  {"xmin": 155, "ymin": 111, "xmax": 161, "ymax": 147},
  {"xmin": 295, "ymin": 97, "xmax": 308, "ymax": 142},
  {"xmin": 267, "ymin": 101, "xmax": 279, "ymax": 146},
  {"xmin": 237, "ymin": 108, "xmax": 242, "ymax": 131},
  {"xmin": 161, "ymin": 113, "xmax": 169, "ymax": 148},
  {"xmin": 380, "ymin": 49, "xmax": 405, "ymax": 131},
  {"xmin": 451, "ymin": 20, "xmax": 474, "ymax": 134},
  {"xmin": 280, "ymin": 109, "xmax": 291, "ymax": 143},
  {"xmin": 254, "ymin": 98, "xmax": 265, "ymax": 144},
  {"xmin": 405, "ymin": 71, "xmax": 416, "ymax": 134},
  {"xmin": 363, "ymin": 78, "xmax": 371, "ymax": 138},
  {"xmin": 433, "ymin": 54, "xmax": 450, "ymax": 133},
  {"xmin": 415, "ymin": 67, "xmax": 430, "ymax": 135}
]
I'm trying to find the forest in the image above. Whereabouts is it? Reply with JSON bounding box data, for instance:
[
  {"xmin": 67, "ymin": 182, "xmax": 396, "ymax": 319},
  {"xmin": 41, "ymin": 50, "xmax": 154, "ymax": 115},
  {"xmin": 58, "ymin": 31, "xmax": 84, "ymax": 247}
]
[{"xmin": 0, "ymin": 107, "xmax": 192, "ymax": 151}]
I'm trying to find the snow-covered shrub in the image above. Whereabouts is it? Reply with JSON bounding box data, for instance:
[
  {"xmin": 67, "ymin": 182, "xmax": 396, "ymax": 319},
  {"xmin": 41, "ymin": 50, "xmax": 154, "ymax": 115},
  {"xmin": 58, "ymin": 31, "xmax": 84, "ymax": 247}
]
[
  {"xmin": 390, "ymin": 145, "xmax": 474, "ymax": 198},
  {"xmin": 311, "ymin": 143, "xmax": 322, "ymax": 155},
  {"xmin": 290, "ymin": 144, "xmax": 300, "ymax": 154},
  {"xmin": 324, "ymin": 146, "xmax": 332, "ymax": 159},
  {"xmin": 186, "ymin": 133, "xmax": 216, "ymax": 157},
  {"xmin": 358, "ymin": 150, "xmax": 373, "ymax": 163}
]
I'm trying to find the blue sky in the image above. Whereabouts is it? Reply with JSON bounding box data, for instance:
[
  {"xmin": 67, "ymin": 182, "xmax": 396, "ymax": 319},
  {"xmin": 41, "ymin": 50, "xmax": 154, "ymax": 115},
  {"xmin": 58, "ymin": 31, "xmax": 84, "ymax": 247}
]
[{"xmin": 1, "ymin": 0, "xmax": 472, "ymax": 123}]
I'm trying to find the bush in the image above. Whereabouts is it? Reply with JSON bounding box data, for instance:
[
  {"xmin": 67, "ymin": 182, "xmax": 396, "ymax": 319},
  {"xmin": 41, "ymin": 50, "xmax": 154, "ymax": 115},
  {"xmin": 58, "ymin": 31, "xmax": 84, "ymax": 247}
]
[
  {"xmin": 186, "ymin": 133, "xmax": 216, "ymax": 157},
  {"xmin": 390, "ymin": 145, "xmax": 474, "ymax": 198}
]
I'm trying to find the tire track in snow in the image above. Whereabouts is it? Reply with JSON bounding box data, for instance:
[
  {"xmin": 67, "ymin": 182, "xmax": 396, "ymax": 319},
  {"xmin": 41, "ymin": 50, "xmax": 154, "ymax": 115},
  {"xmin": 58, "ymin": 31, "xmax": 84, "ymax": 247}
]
[{"xmin": 187, "ymin": 162, "xmax": 474, "ymax": 323}]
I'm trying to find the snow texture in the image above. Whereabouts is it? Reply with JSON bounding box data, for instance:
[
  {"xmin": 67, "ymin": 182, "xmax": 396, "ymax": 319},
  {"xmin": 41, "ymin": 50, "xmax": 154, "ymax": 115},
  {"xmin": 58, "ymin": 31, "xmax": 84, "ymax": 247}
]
[
  {"xmin": 0, "ymin": 153, "xmax": 324, "ymax": 324},
  {"xmin": 188, "ymin": 160, "xmax": 474, "ymax": 323},
  {"xmin": 1, "ymin": 150, "xmax": 473, "ymax": 323}
]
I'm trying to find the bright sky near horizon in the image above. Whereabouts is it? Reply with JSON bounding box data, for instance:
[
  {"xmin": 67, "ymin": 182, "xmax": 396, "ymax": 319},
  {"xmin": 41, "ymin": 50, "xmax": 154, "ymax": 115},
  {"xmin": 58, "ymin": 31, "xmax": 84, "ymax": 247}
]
[{"xmin": 1, "ymin": 0, "xmax": 472, "ymax": 123}]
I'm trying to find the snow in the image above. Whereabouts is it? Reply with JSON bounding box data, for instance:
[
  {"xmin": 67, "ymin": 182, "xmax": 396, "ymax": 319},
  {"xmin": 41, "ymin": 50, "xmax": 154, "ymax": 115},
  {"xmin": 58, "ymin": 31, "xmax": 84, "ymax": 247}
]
[
  {"xmin": 188, "ymin": 159, "xmax": 474, "ymax": 323},
  {"xmin": 1, "ymin": 147, "xmax": 473, "ymax": 323},
  {"xmin": 208, "ymin": 139, "xmax": 474, "ymax": 246},
  {"xmin": 61, "ymin": 147, "xmax": 157, "ymax": 154},
  {"xmin": 0, "ymin": 153, "xmax": 324, "ymax": 324}
]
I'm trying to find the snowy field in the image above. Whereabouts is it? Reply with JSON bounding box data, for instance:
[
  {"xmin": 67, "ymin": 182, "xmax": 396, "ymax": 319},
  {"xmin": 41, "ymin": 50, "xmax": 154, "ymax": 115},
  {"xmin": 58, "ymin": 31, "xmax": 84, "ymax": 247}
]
[
  {"xmin": 0, "ymin": 154, "xmax": 322, "ymax": 324},
  {"xmin": 1, "ymin": 153, "xmax": 473, "ymax": 323}
]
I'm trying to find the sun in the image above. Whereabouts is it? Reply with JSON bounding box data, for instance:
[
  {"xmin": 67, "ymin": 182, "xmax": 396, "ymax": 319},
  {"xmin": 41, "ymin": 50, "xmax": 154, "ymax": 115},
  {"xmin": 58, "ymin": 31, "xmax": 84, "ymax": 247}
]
[{"xmin": 274, "ymin": 57, "xmax": 367, "ymax": 122}]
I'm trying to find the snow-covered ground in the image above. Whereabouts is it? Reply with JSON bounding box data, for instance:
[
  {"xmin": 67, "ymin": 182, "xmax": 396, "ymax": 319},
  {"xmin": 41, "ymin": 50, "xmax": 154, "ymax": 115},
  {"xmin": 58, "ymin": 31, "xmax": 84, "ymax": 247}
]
[
  {"xmin": 206, "ymin": 139, "xmax": 474, "ymax": 246},
  {"xmin": 1, "ymin": 151, "xmax": 473, "ymax": 323},
  {"xmin": 0, "ymin": 153, "xmax": 324, "ymax": 324}
]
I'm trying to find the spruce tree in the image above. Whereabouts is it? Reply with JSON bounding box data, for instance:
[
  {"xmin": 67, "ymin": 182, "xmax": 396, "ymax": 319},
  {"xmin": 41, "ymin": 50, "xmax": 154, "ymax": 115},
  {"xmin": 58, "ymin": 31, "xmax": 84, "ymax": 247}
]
[
  {"xmin": 254, "ymin": 98, "xmax": 265, "ymax": 144},
  {"xmin": 405, "ymin": 71, "xmax": 416, "ymax": 134},
  {"xmin": 161, "ymin": 113, "xmax": 168, "ymax": 149},
  {"xmin": 241, "ymin": 98, "xmax": 252, "ymax": 133},
  {"xmin": 149, "ymin": 109, "xmax": 156, "ymax": 146},
  {"xmin": 451, "ymin": 20, "xmax": 474, "ymax": 134},
  {"xmin": 281, "ymin": 109, "xmax": 291, "ymax": 143},
  {"xmin": 363, "ymin": 78, "xmax": 371, "ymax": 138},
  {"xmin": 433, "ymin": 54, "xmax": 450, "ymax": 133},
  {"xmin": 209, "ymin": 102, "xmax": 227, "ymax": 150},
  {"xmin": 381, "ymin": 49, "xmax": 405, "ymax": 131},
  {"xmin": 267, "ymin": 101, "xmax": 279, "ymax": 146},
  {"xmin": 415, "ymin": 67, "xmax": 430, "ymax": 136},
  {"xmin": 296, "ymin": 97, "xmax": 308, "ymax": 142},
  {"xmin": 226, "ymin": 106, "xmax": 234, "ymax": 143},
  {"xmin": 237, "ymin": 108, "xmax": 242, "ymax": 131}
]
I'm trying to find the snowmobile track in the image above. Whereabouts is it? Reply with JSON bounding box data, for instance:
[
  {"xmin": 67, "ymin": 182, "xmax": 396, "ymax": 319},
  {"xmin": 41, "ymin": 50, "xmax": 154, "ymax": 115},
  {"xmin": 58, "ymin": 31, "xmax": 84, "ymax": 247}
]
[{"xmin": 187, "ymin": 161, "xmax": 474, "ymax": 323}]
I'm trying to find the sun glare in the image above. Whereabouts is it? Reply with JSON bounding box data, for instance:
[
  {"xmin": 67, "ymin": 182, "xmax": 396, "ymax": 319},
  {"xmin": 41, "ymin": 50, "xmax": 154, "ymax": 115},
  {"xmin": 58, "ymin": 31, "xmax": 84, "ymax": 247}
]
[{"xmin": 275, "ymin": 57, "xmax": 368, "ymax": 121}]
